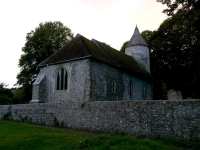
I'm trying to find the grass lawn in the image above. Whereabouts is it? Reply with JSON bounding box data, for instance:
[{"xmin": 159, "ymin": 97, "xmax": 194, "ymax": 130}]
[{"xmin": 0, "ymin": 120, "xmax": 199, "ymax": 150}]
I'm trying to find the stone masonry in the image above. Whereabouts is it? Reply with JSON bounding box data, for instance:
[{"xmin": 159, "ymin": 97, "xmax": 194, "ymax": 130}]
[
  {"xmin": 0, "ymin": 99, "xmax": 200, "ymax": 140},
  {"xmin": 31, "ymin": 28, "xmax": 153, "ymax": 103}
]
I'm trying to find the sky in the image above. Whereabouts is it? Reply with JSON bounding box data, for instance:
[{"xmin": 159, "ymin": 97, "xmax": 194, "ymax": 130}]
[{"xmin": 0, "ymin": 0, "xmax": 167, "ymax": 88}]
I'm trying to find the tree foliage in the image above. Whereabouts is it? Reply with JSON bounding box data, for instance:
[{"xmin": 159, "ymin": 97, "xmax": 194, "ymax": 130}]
[
  {"xmin": 120, "ymin": 11, "xmax": 200, "ymax": 99},
  {"xmin": 120, "ymin": 41, "xmax": 128, "ymax": 53},
  {"xmin": 17, "ymin": 21, "xmax": 73, "ymax": 86},
  {"xmin": 0, "ymin": 83, "xmax": 13, "ymax": 105},
  {"xmin": 16, "ymin": 21, "xmax": 74, "ymax": 103},
  {"xmin": 157, "ymin": 0, "xmax": 200, "ymax": 16},
  {"xmin": 119, "ymin": 1, "xmax": 200, "ymax": 99},
  {"xmin": 149, "ymin": 1, "xmax": 200, "ymax": 98},
  {"xmin": 141, "ymin": 30, "xmax": 153, "ymax": 45},
  {"xmin": 12, "ymin": 86, "xmax": 31, "ymax": 104}
]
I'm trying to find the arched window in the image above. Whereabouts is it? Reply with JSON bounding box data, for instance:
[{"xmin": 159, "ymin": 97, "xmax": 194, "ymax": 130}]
[
  {"xmin": 129, "ymin": 80, "xmax": 133, "ymax": 97},
  {"xmin": 111, "ymin": 81, "xmax": 116, "ymax": 93},
  {"xmin": 142, "ymin": 85, "xmax": 146, "ymax": 100},
  {"xmin": 56, "ymin": 68, "xmax": 68, "ymax": 90}
]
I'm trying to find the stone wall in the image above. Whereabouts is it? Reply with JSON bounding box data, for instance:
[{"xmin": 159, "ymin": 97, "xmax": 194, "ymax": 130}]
[
  {"xmin": 32, "ymin": 59, "xmax": 91, "ymax": 103},
  {"xmin": 0, "ymin": 100, "xmax": 200, "ymax": 140},
  {"xmin": 125, "ymin": 45, "xmax": 150, "ymax": 73},
  {"xmin": 32, "ymin": 57, "xmax": 152, "ymax": 102},
  {"xmin": 91, "ymin": 60, "xmax": 124, "ymax": 100},
  {"xmin": 122, "ymin": 73, "xmax": 152, "ymax": 100},
  {"xmin": 91, "ymin": 59, "xmax": 152, "ymax": 101}
]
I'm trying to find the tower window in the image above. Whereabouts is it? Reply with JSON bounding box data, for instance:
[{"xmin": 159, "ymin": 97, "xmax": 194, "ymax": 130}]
[{"xmin": 56, "ymin": 68, "xmax": 68, "ymax": 90}]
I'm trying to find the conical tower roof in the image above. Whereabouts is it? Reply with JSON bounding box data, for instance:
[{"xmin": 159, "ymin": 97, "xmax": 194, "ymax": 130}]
[{"xmin": 126, "ymin": 26, "xmax": 148, "ymax": 48}]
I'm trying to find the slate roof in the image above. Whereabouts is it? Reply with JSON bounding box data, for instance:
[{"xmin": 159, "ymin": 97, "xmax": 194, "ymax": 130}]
[
  {"xmin": 126, "ymin": 26, "xmax": 148, "ymax": 48},
  {"xmin": 39, "ymin": 34, "xmax": 152, "ymax": 82}
]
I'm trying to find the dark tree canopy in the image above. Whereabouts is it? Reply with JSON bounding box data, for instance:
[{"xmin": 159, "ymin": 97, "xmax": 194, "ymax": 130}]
[
  {"xmin": 149, "ymin": 2, "xmax": 200, "ymax": 98},
  {"xmin": 119, "ymin": 12, "xmax": 200, "ymax": 99},
  {"xmin": 17, "ymin": 21, "xmax": 73, "ymax": 86},
  {"xmin": 141, "ymin": 30, "xmax": 153, "ymax": 45},
  {"xmin": 157, "ymin": 0, "xmax": 200, "ymax": 16},
  {"xmin": 16, "ymin": 21, "xmax": 74, "ymax": 103},
  {"xmin": 0, "ymin": 83, "xmax": 13, "ymax": 105},
  {"xmin": 120, "ymin": 41, "xmax": 128, "ymax": 53}
]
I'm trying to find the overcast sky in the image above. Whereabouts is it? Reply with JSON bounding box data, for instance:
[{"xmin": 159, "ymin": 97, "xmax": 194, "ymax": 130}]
[{"xmin": 0, "ymin": 0, "xmax": 167, "ymax": 88}]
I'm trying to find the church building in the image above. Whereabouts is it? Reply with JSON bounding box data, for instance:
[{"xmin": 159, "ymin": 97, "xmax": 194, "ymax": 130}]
[{"xmin": 31, "ymin": 26, "xmax": 153, "ymax": 103}]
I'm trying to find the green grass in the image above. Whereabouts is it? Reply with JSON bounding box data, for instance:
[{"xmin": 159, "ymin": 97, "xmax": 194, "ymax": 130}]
[{"xmin": 0, "ymin": 120, "xmax": 199, "ymax": 150}]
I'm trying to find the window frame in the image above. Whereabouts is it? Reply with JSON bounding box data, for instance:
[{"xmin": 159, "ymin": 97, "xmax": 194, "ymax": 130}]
[
  {"xmin": 55, "ymin": 67, "xmax": 68, "ymax": 90},
  {"xmin": 142, "ymin": 85, "xmax": 146, "ymax": 100},
  {"xmin": 129, "ymin": 80, "xmax": 133, "ymax": 97},
  {"xmin": 111, "ymin": 80, "xmax": 116, "ymax": 93}
]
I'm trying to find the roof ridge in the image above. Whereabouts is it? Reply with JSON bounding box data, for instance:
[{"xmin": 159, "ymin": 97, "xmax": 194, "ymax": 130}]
[
  {"xmin": 38, "ymin": 35, "xmax": 92, "ymax": 67},
  {"xmin": 38, "ymin": 33, "xmax": 152, "ymax": 82},
  {"xmin": 91, "ymin": 39, "xmax": 118, "ymax": 66},
  {"xmin": 38, "ymin": 38, "xmax": 77, "ymax": 66},
  {"xmin": 79, "ymin": 35, "xmax": 93, "ymax": 56}
]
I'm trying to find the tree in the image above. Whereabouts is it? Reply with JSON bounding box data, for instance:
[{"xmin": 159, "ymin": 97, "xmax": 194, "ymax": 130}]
[
  {"xmin": 16, "ymin": 21, "xmax": 74, "ymax": 103},
  {"xmin": 120, "ymin": 41, "xmax": 128, "ymax": 53},
  {"xmin": 151, "ymin": 0, "xmax": 200, "ymax": 98},
  {"xmin": 120, "ymin": 17, "xmax": 200, "ymax": 99},
  {"xmin": 0, "ymin": 83, "xmax": 13, "ymax": 105},
  {"xmin": 12, "ymin": 87, "xmax": 28, "ymax": 104},
  {"xmin": 141, "ymin": 30, "xmax": 153, "ymax": 45},
  {"xmin": 119, "ymin": 1, "xmax": 200, "ymax": 99},
  {"xmin": 157, "ymin": 0, "xmax": 200, "ymax": 16},
  {"xmin": 149, "ymin": 7, "xmax": 200, "ymax": 98}
]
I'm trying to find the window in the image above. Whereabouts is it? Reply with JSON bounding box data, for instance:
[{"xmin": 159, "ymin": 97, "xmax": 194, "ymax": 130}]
[
  {"xmin": 104, "ymin": 81, "xmax": 107, "ymax": 96},
  {"xmin": 129, "ymin": 80, "xmax": 133, "ymax": 97},
  {"xmin": 142, "ymin": 85, "xmax": 146, "ymax": 100},
  {"xmin": 56, "ymin": 68, "xmax": 68, "ymax": 90},
  {"xmin": 145, "ymin": 57, "xmax": 148, "ymax": 67},
  {"xmin": 111, "ymin": 81, "xmax": 116, "ymax": 93}
]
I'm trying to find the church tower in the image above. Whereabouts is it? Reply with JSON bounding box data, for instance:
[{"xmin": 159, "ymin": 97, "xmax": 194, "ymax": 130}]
[{"xmin": 125, "ymin": 26, "xmax": 150, "ymax": 73}]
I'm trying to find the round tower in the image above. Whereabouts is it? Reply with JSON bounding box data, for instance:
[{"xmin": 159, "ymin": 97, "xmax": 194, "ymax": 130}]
[{"xmin": 125, "ymin": 26, "xmax": 150, "ymax": 73}]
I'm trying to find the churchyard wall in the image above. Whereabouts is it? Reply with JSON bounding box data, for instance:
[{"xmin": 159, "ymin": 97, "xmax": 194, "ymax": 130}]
[{"xmin": 0, "ymin": 99, "xmax": 199, "ymax": 140}]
